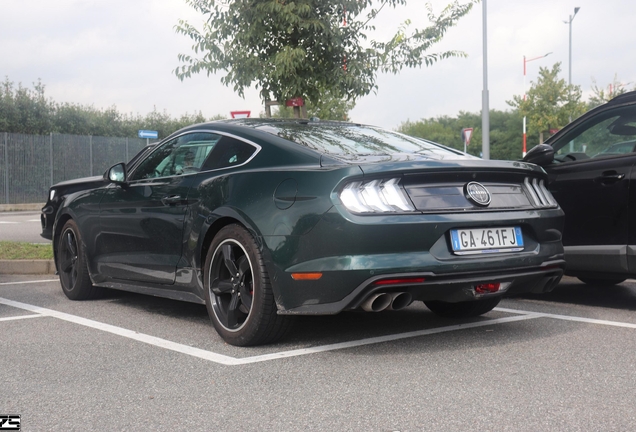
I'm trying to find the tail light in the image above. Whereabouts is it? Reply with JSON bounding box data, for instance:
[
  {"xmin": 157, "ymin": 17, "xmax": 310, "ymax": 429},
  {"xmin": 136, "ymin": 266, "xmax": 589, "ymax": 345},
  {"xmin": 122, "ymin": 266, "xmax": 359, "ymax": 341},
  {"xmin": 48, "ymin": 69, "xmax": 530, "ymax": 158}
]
[
  {"xmin": 524, "ymin": 177, "xmax": 557, "ymax": 208},
  {"xmin": 340, "ymin": 178, "xmax": 415, "ymax": 213}
]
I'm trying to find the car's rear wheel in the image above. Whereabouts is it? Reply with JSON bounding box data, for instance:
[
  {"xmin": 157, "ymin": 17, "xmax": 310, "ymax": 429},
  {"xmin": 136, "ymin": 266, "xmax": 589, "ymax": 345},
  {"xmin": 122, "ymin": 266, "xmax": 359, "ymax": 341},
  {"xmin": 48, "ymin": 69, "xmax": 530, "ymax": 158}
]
[
  {"xmin": 204, "ymin": 224, "xmax": 293, "ymax": 346},
  {"xmin": 57, "ymin": 220, "xmax": 102, "ymax": 300},
  {"xmin": 577, "ymin": 277, "xmax": 626, "ymax": 286},
  {"xmin": 424, "ymin": 297, "xmax": 501, "ymax": 318}
]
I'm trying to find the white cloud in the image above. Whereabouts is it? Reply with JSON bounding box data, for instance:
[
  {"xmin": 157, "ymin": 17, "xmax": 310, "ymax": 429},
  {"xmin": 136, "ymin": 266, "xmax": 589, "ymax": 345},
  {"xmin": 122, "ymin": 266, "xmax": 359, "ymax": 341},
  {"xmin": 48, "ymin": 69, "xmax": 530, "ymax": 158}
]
[{"xmin": 1, "ymin": 0, "xmax": 634, "ymax": 129}]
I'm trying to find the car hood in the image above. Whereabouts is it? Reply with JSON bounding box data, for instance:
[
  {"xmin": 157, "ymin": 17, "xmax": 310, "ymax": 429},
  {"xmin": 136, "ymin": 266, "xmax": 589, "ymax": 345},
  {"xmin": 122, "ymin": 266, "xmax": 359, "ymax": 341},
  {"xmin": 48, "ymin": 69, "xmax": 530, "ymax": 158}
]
[{"xmin": 53, "ymin": 175, "xmax": 105, "ymax": 189}]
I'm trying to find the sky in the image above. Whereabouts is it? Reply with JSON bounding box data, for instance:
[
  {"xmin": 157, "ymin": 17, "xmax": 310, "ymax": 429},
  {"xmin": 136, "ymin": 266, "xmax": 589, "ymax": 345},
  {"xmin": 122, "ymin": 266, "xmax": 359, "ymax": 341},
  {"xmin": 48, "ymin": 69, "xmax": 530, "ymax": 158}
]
[{"xmin": 1, "ymin": 0, "xmax": 634, "ymax": 130}]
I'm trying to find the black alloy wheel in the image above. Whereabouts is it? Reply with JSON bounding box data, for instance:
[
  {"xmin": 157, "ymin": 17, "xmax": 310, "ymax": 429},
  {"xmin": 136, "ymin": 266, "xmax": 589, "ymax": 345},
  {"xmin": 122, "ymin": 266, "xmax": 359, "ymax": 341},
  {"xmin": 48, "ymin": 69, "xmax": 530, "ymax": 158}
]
[
  {"xmin": 210, "ymin": 239, "xmax": 254, "ymax": 330},
  {"xmin": 57, "ymin": 220, "xmax": 101, "ymax": 300},
  {"xmin": 204, "ymin": 224, "xmax": 292, "ymax": 346},
  {"xmin": 424, "ymin": 296, "xmax": 501, "ymax": 318}
]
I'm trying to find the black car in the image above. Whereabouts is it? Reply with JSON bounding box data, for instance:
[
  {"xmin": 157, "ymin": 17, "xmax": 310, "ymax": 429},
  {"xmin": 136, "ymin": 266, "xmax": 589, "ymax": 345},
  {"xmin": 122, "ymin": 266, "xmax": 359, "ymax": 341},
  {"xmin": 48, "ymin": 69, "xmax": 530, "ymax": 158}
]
[
  {"xmin": 43, "ymin": 119, "xmax": 565, "ymax": 346},
  {"xmin": 41, "ymin": 142, "xmax": 158, "ymax": 240},
  {"xmin": 524, "ymin": 91, "xmax": 636, "ymax": 286}
]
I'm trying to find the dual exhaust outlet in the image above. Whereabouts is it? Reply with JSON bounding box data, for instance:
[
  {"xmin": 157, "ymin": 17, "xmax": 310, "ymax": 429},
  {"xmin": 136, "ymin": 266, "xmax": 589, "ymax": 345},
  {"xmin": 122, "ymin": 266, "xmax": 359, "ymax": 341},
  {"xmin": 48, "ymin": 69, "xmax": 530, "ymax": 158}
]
[{"xmin": 360, "ymin": 292, "xmax": 413, "ymax": 312}]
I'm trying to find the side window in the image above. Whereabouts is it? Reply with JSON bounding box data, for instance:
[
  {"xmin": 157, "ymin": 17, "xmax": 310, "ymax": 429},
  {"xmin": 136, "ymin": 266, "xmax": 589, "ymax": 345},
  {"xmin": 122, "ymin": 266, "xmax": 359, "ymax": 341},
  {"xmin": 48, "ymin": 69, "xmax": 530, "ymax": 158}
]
[
  {"xmin": 130, "ymin": 133, "xmax": 221, "ymax": 180},
  {"xmin": 200, "ymin": 136, "xmax": 257, "ymax": 171},
  {"xmin": 553, "ymin": 105, "xmax": 636, "ymax": 162}
]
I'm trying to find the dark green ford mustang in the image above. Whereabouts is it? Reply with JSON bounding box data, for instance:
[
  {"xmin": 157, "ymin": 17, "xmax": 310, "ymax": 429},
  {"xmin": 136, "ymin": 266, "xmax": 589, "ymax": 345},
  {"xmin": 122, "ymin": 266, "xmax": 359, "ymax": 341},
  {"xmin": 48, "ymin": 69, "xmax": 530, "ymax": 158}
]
[{"xmin": 42, "ymin": 119, "xmax": 565, "ymax": 346}]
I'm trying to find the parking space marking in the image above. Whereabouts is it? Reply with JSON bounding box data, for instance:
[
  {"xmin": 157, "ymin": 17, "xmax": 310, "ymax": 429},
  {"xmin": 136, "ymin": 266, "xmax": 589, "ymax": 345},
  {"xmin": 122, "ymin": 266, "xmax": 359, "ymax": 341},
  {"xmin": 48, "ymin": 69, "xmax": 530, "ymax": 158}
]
[
  {"xmin": 0, "ymin": 296, "xmax": 543, "ymax": 365},
  {"xmin": 0, "ymin": 279, "xmax": 58, "ymax": 286},
  {"xmin": 0, "ymin": 297, "xmax": 239, "ymax": 365},
  {"xmin": 1, "ymin": 296, "xmax": 635, "ymax": 366},
  {"xmin": 497, "ymin": 307, "xmax": 636, "ymax": 329},
  {"xmin": 0, "ymin": 314, "xmax": 43, "ymax": 322},
  {"xmin": 231, "ymin": 314, "xmax": 545, "ymax": 365}
]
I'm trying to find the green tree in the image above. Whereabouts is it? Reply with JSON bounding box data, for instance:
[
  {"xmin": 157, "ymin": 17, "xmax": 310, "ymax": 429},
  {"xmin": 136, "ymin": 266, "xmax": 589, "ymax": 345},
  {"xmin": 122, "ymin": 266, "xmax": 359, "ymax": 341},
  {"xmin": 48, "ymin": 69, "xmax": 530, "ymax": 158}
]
[
  {"xmin": 508, "ymin": 62, "xmax": 587, "ymax": 143},
  {"xmin": 175, "ymin": 0, "xmax": 477, "ymax": 112},
  {"xmin": 0, "ymin": 77, "xmax": 225, "ymax": 138},
  {"xmin": 588, "ymin": 74, "xmax": 634, "ymax": 109},
  {"xmin": 398, "ymin": 109, "xmax": 532, "ymax": 160},
  {"xmin": 0, "ymin": 77, "xmax": 54, "ymax": 134}
]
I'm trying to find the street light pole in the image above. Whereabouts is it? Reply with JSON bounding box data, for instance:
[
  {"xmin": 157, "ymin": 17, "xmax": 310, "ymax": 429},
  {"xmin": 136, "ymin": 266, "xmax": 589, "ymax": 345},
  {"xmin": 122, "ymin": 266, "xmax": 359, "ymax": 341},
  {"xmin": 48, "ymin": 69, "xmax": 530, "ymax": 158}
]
[
  {"xmin": 482, "ymin": 0, "xmax": 489, "ymax": 160},
  {"xmin": 522, "ymin": 52, "xmax": 552, "ymax": 156},
  {"xmin": 566, "ymin": 7, "xmax": 580, "ymax": 88}
]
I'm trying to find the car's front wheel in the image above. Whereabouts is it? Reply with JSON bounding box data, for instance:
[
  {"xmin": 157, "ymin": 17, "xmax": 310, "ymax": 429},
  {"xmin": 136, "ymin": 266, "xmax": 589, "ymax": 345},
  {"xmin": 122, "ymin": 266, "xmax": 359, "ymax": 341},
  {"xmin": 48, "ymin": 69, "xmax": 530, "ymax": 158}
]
[
  {"xmin": 57, "ymin": 219, "xmax": 102, "ymax": 300},
  {"xmin": 424, "ymin": 297, "xmax": 501, "ymax": 318},
  {"xmin": 204, "ymin": 224, "xmax": 293, "ymax": 346}
]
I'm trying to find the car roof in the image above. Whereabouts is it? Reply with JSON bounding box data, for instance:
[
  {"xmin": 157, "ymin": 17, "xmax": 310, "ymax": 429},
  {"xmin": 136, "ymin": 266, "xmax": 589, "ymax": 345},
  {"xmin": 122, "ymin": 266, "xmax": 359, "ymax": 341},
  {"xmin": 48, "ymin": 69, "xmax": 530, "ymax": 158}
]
[{"xmin": 607, "ymin": 90, "xmax": 636, "ymax": 106}]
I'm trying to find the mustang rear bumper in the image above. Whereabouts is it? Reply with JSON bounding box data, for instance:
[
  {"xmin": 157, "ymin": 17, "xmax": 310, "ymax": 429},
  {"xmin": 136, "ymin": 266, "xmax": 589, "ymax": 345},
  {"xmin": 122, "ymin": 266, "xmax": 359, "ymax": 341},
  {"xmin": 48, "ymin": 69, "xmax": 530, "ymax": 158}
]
[{"xmin": 276, "ymin": 260, "xmax": 564, "ymax": 315}]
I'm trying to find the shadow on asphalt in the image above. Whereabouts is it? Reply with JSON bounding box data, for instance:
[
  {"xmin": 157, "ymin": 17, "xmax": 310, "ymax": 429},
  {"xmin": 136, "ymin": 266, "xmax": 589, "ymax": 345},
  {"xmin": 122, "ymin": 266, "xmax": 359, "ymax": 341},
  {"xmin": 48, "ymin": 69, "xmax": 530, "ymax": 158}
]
[
  {"xmin": 101, "ymin": 288, "xmax": 209, "ymax": 321},
  {"xmin": 95, "ymin": 287, "xmax": 556, "ymax": 349},
  {"xmin": 519, "ymin": 278, "xmax": 636, "ymax": 312}
]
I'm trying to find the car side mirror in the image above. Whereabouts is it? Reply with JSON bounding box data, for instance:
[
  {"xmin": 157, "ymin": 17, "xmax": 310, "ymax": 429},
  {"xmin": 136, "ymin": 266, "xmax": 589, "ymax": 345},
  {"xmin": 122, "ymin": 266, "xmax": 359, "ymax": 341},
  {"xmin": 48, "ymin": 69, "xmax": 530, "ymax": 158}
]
[
  {"xmin": 105, "ymin": 162, "xmax": 127, "ymax": 184},
  {"xmin": 523, "ymin": 144, "xmax": 554, "ymax": 167}
]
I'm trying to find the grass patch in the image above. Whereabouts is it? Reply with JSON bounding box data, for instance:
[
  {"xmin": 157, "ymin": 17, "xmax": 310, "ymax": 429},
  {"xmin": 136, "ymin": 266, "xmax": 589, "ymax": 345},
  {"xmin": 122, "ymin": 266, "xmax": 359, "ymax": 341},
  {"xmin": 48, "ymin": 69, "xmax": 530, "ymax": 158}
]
[{"xmin": 0, "ymin": 241, "xmax": 53, "ymax": 260}]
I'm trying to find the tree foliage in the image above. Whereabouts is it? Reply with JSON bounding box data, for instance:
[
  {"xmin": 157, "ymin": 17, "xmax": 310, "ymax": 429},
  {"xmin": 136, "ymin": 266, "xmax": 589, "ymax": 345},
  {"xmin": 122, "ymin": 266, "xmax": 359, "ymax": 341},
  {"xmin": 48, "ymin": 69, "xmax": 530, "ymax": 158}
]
[
  {"xmin": 0, "ymin": 77, "xmax": 224, "ymax": 138},
  {"xmin": 175, "ymin": 0, "xmax": 477, "ymax": 107},
  {"xmin": 398, "ymin": 109, "xmax": 534, "ymax": 161},
  {"xmin": 508, "ymin": 62, "xmax": 587, "ymax": 142},
  {"xmin": 588, "ymin": 74, "xmax": 634, "ymax": 109}
]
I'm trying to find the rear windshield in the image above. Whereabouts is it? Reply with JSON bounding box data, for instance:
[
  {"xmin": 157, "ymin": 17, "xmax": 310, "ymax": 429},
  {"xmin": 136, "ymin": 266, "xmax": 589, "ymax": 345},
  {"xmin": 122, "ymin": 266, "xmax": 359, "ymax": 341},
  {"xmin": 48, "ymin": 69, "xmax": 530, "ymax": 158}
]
[{"xmin": 255, "ymin": 123, "xmax": 462, "ymax": 157}]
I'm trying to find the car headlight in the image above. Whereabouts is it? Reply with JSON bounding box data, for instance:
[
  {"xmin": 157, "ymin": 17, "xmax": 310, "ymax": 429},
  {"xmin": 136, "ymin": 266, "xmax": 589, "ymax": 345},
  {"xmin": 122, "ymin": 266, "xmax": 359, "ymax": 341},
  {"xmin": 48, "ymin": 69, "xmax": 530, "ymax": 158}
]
[
  {"xmin": 49, "ymin": 189, "xmax": 56, "ymax": 201},
  {"xmin": 340, "ymin": 178, "xmax": 415, "ymax": 213}
]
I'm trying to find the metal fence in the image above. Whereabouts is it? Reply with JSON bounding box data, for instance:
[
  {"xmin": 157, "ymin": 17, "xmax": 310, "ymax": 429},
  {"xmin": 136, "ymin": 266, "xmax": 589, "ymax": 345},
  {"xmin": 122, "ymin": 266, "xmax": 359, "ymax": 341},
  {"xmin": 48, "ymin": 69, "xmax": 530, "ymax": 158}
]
[{"xmin": 1, "ymin": 132, "xmax": 152, "ymax": 204}]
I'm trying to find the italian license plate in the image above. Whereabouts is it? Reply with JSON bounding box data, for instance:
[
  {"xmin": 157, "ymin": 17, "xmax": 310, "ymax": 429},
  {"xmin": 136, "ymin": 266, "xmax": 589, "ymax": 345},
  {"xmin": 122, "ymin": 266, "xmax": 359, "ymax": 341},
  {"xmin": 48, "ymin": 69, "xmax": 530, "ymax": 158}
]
[{"xmin": 450, "ymin": 227, "xmax": 524, "ymax": 255}]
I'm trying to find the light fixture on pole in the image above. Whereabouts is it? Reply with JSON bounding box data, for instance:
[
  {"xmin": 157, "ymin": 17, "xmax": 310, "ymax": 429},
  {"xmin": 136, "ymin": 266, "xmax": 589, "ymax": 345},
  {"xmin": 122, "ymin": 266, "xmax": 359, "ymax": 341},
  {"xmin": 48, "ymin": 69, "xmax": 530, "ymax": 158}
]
[{"xmin": 522, "ymin": 52, "xmax": 552, "ymax": 156}]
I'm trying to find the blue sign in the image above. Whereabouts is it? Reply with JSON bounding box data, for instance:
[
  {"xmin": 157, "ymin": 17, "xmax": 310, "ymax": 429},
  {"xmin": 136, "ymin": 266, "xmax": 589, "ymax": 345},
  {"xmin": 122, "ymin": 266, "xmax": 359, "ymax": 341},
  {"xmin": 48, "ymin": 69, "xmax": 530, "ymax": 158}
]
[{"xmin": 138, "ymin": 130, "xmax": 158, "ymax": 139}]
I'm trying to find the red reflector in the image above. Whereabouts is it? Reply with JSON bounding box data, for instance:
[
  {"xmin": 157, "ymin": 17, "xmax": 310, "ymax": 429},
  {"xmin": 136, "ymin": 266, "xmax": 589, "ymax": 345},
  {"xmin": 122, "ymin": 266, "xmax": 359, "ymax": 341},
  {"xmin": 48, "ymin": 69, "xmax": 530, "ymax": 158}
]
[
  {"xmin": 374, "ymin": 277, "xmax": 426, "ymax": 286},
  {"xmin": 291, "ymin": 273, "xmax": 323, "ymax": 280},
  {"xmin": 475, "ymin": 282, "xmax": 500, "ymax": 294}
]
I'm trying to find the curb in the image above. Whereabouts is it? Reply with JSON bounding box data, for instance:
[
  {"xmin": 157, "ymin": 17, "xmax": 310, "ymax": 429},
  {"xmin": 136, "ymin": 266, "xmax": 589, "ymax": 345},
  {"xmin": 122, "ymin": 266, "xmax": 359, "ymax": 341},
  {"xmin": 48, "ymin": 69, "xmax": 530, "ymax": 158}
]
[{"xmin": 0, "ymin": 260, "xmax": 56, "ymax": 275}]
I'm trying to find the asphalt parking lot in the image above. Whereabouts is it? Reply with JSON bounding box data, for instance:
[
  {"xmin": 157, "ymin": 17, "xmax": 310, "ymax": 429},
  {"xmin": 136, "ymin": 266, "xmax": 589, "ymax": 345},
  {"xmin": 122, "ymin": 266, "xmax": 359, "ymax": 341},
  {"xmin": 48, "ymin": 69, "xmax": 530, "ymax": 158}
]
[{"xmin": 2, "ymin": 275, "xmax": 636, "ymax": 431}]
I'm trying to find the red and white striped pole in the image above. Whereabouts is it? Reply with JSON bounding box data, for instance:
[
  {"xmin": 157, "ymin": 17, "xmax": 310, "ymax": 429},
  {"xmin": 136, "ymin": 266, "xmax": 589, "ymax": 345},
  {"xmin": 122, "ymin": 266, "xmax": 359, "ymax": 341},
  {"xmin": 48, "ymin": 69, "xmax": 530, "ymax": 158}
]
[{"xmin": 522, "ymin": 52, "xmax": 552, "ymax": 157}]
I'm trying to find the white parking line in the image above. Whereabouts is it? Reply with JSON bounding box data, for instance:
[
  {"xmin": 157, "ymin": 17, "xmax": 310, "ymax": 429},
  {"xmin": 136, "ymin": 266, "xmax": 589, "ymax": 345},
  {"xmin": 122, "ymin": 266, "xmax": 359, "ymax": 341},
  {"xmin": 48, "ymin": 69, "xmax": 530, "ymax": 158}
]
[
  {"xmin": 496, "ymin": 307, "xmax": 636, "ymax": 329},
  {"xmin": 1, "ymin": 297, "xmax": 635, "ymax": 366},
  {"xmin": 0, "ymin": 297, "xmax": 238, "ymax": 365},
  {"xmin": 0, "ymin": 314, "xmax": 43, "ymax": 322},
  {"xmin": 27, "ymin": 219, "xmax": 41, "ymax": 222},
  {"xmin": 0, "ymin": 279, "xmax": 58, "ymax": 286},
  {"xmin": 0, "ymin": 221, "xmax": 19, "ymax": 224}
]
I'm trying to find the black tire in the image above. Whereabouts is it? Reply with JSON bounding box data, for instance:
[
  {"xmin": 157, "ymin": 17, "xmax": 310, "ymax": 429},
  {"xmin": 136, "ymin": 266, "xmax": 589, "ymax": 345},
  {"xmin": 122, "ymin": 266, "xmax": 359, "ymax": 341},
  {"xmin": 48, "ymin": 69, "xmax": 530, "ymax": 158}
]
[
  {"xmin": 204, "ymin": 224, "xmax": 293, "ymax": 346},
  {"xmin": 57, "ymin": 220, "xmax": 102, "ymax": 300},
  {"xmin": 578, "ymin": 277, "xmax": 626, "ymax": 286},
  {"xmin": 424, "ymin": 296, "xmax": 501, "ymax": 318}
]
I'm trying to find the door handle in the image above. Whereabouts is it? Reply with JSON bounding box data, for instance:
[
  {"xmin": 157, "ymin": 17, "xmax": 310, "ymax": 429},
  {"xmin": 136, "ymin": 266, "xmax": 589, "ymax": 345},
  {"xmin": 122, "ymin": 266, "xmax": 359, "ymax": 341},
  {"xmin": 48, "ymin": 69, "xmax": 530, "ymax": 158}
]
[
  {"xmin": 161, "ymin": 195, "xmax": 183, "ymax": 206},
  {"xmin": 596, "ymin": 172, "xmax": 625, "ymax": 185}
]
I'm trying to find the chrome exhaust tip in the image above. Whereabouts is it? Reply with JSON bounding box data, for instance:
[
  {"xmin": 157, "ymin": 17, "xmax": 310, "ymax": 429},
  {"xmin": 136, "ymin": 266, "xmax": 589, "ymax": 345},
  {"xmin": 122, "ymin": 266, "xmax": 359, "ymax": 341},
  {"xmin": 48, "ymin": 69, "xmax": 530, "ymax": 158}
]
[
  {"xmin": 387, "ymin": 292, "xmax": 413, "ymax": 310},
  {"xmin": 360, "ymin": 293, "xmax": 392, "ymax": 312}
]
